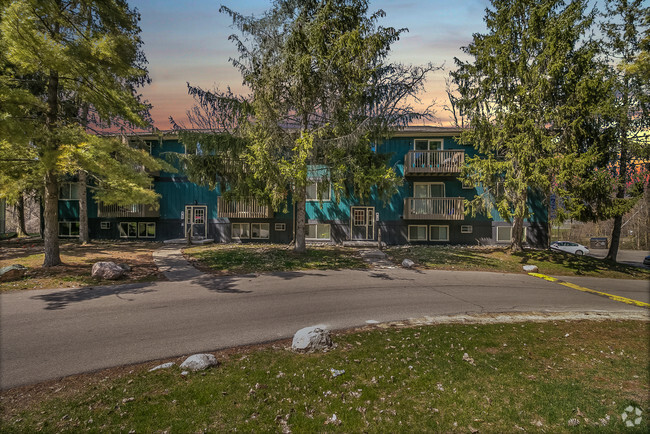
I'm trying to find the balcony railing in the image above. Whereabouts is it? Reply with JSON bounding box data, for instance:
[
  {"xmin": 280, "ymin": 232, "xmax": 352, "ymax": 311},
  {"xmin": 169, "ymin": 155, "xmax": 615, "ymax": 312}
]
[
  {"xmin": 97, "ymin": 203, "xmax": 160, "ymax": 218},
  {"xmin": 217, "ymin": 197, "xmax": 273, "ymax": 218},
  {"xmin": 404, "ymin": 150, "xmax": 465, "ymax": 175},
  {"xmin": 403, "ymin": 197, "xmax": 464, "ymax": 220}
]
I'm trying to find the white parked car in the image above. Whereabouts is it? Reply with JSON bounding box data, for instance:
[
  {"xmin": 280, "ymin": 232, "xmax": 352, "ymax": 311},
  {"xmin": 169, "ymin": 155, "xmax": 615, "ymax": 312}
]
[{"xmin": 550, "ymin": 241, "xmax": 590, "ymax": 256}]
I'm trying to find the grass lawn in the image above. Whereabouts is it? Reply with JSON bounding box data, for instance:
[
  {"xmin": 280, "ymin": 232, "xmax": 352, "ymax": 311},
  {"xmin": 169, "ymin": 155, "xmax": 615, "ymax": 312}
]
[
  {"xmin": 0, "ymin": 238, "xmax": 164, "ymax": 292},
  {"xmin": 185, "ymin": 243, "xmax": 369, "ymax": 275},
  {"xmin": 1, "ymin": 319, "xmax": 647, "ymax": 432},
  {"xmin": 386, "ymin": 246, "xmax": 650, "ymax": 280}
]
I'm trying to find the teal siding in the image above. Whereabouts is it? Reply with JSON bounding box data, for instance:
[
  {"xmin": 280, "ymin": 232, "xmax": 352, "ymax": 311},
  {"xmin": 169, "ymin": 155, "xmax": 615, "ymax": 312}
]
[{"xmin": 156, "ymin": 179, "xmax": 219, "ymax": 220}]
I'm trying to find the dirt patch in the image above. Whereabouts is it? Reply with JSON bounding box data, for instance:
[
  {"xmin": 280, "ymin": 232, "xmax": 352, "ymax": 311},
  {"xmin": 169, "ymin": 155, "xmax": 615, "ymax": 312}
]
[{"xmin": 0, "ymin": 239, "xmax": 165, "ymax": 291}]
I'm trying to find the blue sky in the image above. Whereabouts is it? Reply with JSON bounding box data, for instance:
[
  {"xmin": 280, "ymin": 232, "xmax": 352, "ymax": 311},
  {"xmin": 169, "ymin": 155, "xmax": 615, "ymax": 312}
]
[{"xmin": 130, "ymin": 0, "xmax": 491, "ymax": 127}]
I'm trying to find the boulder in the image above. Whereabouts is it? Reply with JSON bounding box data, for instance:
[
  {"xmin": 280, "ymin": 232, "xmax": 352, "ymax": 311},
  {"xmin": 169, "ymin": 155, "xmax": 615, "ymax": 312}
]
[
  {"xmin": 523, "ymin": 265, "xmax": 539, "ymax": 273},
  {"xmin": 91, "ymin": 262, "xmax": 125, "ymax": 280},
  {"xmin": 292, "ymin": 325, "xmax": 332, "ymax": 352},
  {"xmin": 0, "ymin": 264, "xmax": 27, "ymax": 282},
  {"xmin": 179, "ymin": 353, "xmax": 218, "ymax": 371},
  {"xmin": 402, "ymin": 259, "xmax": 415, "ymax": 268}
]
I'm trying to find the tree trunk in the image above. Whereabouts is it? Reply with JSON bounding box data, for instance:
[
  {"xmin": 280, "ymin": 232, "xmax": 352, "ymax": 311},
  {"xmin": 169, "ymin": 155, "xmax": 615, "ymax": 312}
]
[
  {"xmin": 43, "ymin": 65, "xmax": 61, "ymax": 267},
  {"xmin": 510, "ymin": 215, "xmax": 525, "ymax": 252},
  {"xmin": 78, "ymin": 171, "xmax": 89, "ymax": 244},
  {"xmin": 15, "ymin": 194, "xmax": 27, "ymax": 237},
  {"xmin": 294, "ymin": 187, "xmax": 307, "ymax": 253},
  {"xmin": 43, "ymin": 170, "xmax": 61, "ymax": 266},
  {"xmin": 606, "ymin": 141, "xmax": 628, "ymax": 262}
]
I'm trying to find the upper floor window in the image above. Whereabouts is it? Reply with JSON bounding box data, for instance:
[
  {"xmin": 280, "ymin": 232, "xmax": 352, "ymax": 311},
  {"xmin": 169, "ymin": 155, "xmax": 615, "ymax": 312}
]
[
  {"xmin": 59, "ymin": 183, "xmax": 80, "ymax": 200},
  {"xmin": 414, "ymin": 139, "xmax": 443, "ymax": 151},
  {"xmin": 306, "ymin": 180, "xmax": 331, "ymax": 201},
  {"xmin": 413, "ymin": 182, "xmax": 445, "ymax": 198}
]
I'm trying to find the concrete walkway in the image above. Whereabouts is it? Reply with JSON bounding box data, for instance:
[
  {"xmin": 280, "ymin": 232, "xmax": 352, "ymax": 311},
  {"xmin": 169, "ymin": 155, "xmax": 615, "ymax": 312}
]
[
  {"xmin": 152, "ymin": 246, "xmax": 204, "ymax": 281},
  {"xmin": 359, "ymin": 249, "xmax": 396, "ymax": 268}
]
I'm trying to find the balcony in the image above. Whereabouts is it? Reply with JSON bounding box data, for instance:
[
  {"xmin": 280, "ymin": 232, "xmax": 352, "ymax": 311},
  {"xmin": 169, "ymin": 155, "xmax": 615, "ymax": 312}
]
[
  {"xmin": 403, "ymin": 197, "xmax": 464, "ymax": 220},
  {"xmin": 217, "ymin": 197, "xmax": 273, "ymax": 218},
  {"xmin": 404, "ymin": 150, "xmax": 465, "ymax": 175},
  {"xmin": 97, "ymin": 203, "xmax": 160, "ymax": 218}
]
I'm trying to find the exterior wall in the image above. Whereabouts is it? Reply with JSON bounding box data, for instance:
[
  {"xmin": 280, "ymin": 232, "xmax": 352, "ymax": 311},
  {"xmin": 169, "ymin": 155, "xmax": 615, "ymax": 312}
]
[{"xmin": 59, "ymin": 131, "xmax": 549, "ymax": 247}]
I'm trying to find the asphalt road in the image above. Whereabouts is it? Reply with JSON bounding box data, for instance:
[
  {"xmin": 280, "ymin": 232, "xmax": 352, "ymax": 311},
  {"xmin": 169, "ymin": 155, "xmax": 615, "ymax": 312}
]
[
  {"xmin": 588, "ymin": 249, "xmax": 650, "ymax": 268},
  {"xmin": 1, "ymin": 267, "xmax": 647, "ymax": 390}
]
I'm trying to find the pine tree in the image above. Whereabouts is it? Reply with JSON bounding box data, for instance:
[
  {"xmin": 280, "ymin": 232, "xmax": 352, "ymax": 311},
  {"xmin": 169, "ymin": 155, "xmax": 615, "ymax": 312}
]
[
  {"xmin": 1, "ymin": 0, "xmax": 153, "ymax": 266},
  {"xmin": 174, "ymin": 0, "xmax": 437, "ymax": 252},
  {"xmin": 452, "ymin": 0, "xmax": 605, "ymax": 251}
]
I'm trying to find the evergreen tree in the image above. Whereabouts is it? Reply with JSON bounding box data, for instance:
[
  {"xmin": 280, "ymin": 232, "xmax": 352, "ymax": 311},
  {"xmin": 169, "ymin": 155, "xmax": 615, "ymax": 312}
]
[
  {"xmin": 173, "ymin": 0, "xmax": 437, "ymax": 252},
  {"xmin": 0, "ymin": 0, "xmax": 155, "ymax": 266},
  {"xmin": 452, "ymin": 0, "xmax": 605, "ymax": 251},
  {"xmin": 599, "ymin": 0, "xmax": 650, "ymax": 261}
]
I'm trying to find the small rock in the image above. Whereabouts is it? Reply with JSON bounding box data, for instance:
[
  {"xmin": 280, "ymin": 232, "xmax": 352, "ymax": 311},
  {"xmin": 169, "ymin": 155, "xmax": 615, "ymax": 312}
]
[
  {"xmin": 117, "ymin": 263, "xmax": 132, "ymax": 272},
  {"xmin": 567, "ymin": 418, "xmax": 580, "ymax": 426},
  {"xmin": 180, "ymin": 371, "xmax": 189, "ymax": 376},
  {"xmin": 180, "ymin": 354, "xmax": 218, "ymax": 371},
  {"xmin": 402, "ymin": 259, "xmax": 415, "ymax": 268},
  {"xmin": 292, "ymin": 325, "xmax": 332, "ymax": 352},
  {"xmin": 462, "ymin": 352, "xmax": 476, "ymax": 366},
  {"xmin": 330, "ymin": 368, "xmax": 345, "ymax": 377},
  {"xmin": 149, "ymin": 362, "xmax": 175, "ymax": 372},
  {"xmin": 0, "ymin": 265, "xmax": 27, "ymax": 282},
  {"xmin": 91, "ymin": 262, "xmax": 125, "ymax": 280},
  {"xmin": 523, "ymin": 265, "xmax": 538, "ymax": 272}
]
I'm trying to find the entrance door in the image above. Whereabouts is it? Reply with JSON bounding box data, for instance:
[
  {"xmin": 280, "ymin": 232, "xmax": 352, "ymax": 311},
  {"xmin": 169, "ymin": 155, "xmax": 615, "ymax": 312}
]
[
  {"xmin": 184, "ymin": 205, "xmax": 207, "ymax": 238},
  {"xmin": 351, "ymin": 206, "xmax": 375, "ymax": 240}
]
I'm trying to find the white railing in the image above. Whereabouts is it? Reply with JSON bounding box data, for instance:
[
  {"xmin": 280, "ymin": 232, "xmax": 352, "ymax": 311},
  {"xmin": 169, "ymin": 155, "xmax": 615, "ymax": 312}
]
[
  {"xmin": 405, "ymin": 150, "xmax": 465, "ymax": 174},
  {"xmin": 404, "ymin": 197, "xmax": 464, "ymax": 220},
  {"xmin": 217, "ymin": 197, "xmax": 273, "ymax": 218},
  {"xmin": 97, "ymin": 203, "xmax": 159, "ymax": 218}
]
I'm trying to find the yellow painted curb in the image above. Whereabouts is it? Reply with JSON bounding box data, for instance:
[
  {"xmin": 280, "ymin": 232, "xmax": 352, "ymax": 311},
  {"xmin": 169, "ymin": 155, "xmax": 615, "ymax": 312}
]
[{"xmin": 527, "ymin": 273, "xmax": 650, "ymax": 309}]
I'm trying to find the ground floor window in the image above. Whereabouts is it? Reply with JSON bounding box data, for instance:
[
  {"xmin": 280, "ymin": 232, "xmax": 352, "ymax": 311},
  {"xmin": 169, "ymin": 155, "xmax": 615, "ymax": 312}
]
[
  {"xmin": 496, "ymin": 225, "xmax": 526, "ymax": 243},
  {"xmin": 408, "ymin": 225, "xmax": 427, "ymax": 241},
  {"xmin": 251, "ymin": 223, "xmax": 270, "ymax": 239},
  {"xmin": 232, "ymin": 223, "xmax": 250, "ymax": 239},
  {"xmin": 59, "ymin": 221, "xmax": 79, "ymax": 237},
  {"xmin": 119, "ymin": 222, "xmax": 138, "ymax": 238},
  {"xmin": 306, "ymin": 223, "xmax": 330, "ymax": 240},
  {"xmin": 138, "ymin": 222, "xmax": 156, "ymax": 238},
  {"xmin": 461, "ymin": 225, "xmax": 473, "ymax": 234},
  {"xmin": 429, "ymin": 225, "xmax": 449, "ymax": 241}
]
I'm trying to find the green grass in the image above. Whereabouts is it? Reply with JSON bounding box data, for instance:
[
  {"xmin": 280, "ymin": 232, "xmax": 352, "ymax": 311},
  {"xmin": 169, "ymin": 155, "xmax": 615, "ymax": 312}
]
[
  {"xmin": 386, "ymin": 246, "xmax": 650, "ymax": 279},
  {"xmin": 185, "ymin": 244, "xmax": 369, "ymax": 274},
  {"xmin": 1, "ymin": 320, "xmax": 647, "ymax": 432}
]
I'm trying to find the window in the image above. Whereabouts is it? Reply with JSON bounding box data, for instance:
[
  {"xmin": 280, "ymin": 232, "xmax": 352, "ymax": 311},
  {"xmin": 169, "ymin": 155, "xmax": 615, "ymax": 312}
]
[
  {"xmin": 496, "ymin": 226, "xmax": 527, "ymax": 243},
  {"xmin": 119, "ymin": 222, "xmax": 137, "ymax": 238},
  {"xmin": 461, "ymin": 225, "xmax": 473, "ymax": 234},
  {"xmin": 414, "ymin": 139, "xmax": 443, "ymax": 151},
  {"xmin": 429, "ymin": 225, "xmax": 449, "ymax": 241},
  {"xmin": 275, "ymin": 223, "xmax": 286, "ymax": 231},
  {"xmin": 232, "ymin": 223, "xmax": 250, "ymax": 239},
  {"xmin": 59, "ymin": 183, "xmax": 80, "ymax": 200},
  {"xmin": 306, "ymin": 223, "xmax": 330, "ymax": 240},
  {"xmin": 59, "ymin": 221, "xmax": 79, "ymax": 237},
  {"xmin": 100, "ymin": 222, "xmax": 111, "ymax": 230},
  {"xmin": 414, "ymin": 182, "xmax": 445, "ymax": 198},
  {"xmin": 251, "ymin": 223, "xmax": 270, "ymax": 239},
  {"xmin": 306, "ymin": 181, "xmax": 331, "ymax": 201},
  {"xmin": 138, "ymin": 222, "xmax": 156, "ymax": 238},
  {"xmin": 408, "ymin": 225, "xmax": 427, "ymax": 241}
]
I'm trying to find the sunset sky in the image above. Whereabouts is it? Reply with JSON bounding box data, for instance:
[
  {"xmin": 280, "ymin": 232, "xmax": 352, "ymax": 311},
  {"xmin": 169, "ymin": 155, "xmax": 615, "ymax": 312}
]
[{"xmin": 129, "ymin": 0, "xmax": 491, "ymax": 128}]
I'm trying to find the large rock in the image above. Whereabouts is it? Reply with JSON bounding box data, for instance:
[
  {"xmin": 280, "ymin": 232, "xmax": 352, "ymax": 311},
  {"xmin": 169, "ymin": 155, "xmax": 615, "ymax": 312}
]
[
  {"xmin": 292, "ymin": 325, "xmax": 332, "ymax": 352},
  {"xmin": 523, "ymin": 265, "xmax": 539, "ymax": 273},
  {"xmin": 402, "ymin": 259, "xmax": 415, "ymax": 268},
  {"xmin": 0, "ymin": 264, "xmax": 27, "ymax": 282},
  {"xmin": 179, "ymin": 353, "xmax": 218, "ymax": 371},
  {"xmin": 91, "ymin": 262, "xmax": 125, "ymax": 280}
]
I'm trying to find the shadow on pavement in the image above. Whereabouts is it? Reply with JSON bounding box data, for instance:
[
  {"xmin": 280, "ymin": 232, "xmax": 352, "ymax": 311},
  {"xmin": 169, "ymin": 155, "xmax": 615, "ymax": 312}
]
[{"xmin": 30, "ymin": 283, "xmax": 157, "ymax": 310}]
